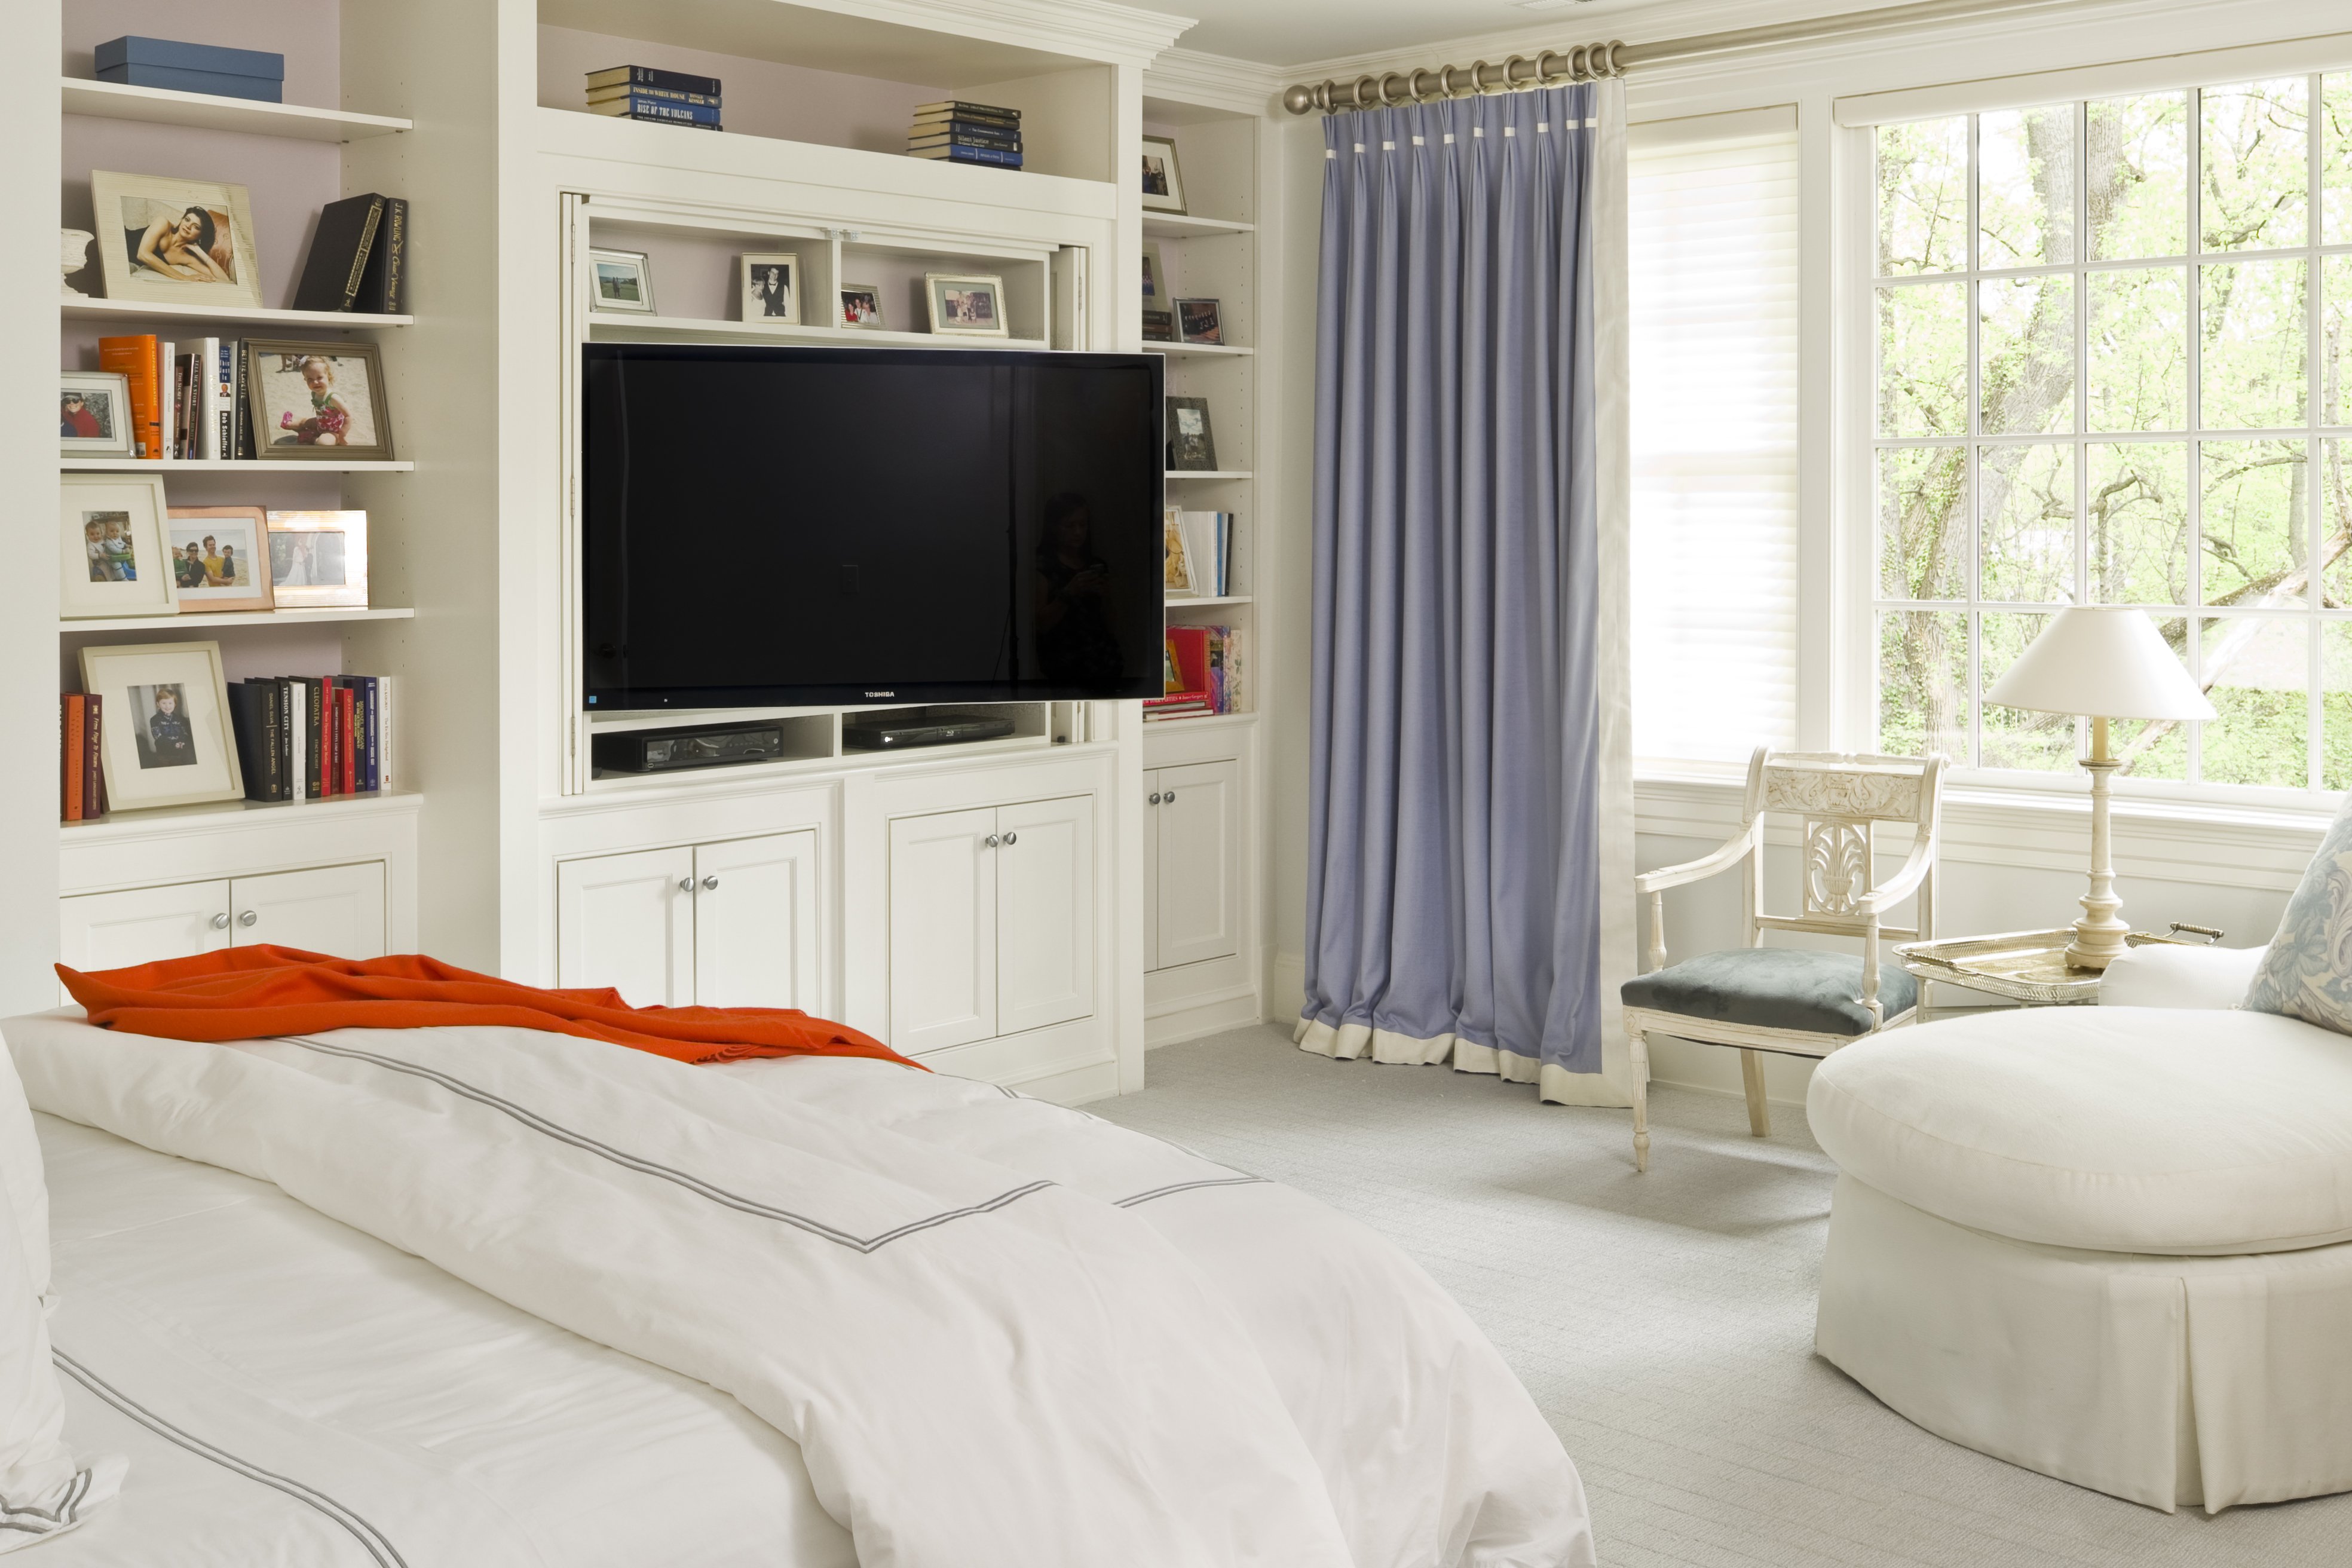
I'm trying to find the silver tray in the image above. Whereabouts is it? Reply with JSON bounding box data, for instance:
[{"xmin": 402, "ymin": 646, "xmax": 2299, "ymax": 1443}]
[{"xmin": 1893, "ymin": 925, "xmax": 2220, "ymax": 1006}]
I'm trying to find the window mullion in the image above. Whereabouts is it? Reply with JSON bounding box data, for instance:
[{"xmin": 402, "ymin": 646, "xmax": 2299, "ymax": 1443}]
[{"xmin": 2186, "ymin": 85, "xmax": 2206, "ymax": 786}]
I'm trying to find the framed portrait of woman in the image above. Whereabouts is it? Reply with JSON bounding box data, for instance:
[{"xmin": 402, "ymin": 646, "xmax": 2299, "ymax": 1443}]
[
  {"xmin": 88, "ymin": 172, "xmax": 264, "ymax": 312},
  {"xmin": 77, "ymin": 641, "xmax": 244, "ymax": 813}
]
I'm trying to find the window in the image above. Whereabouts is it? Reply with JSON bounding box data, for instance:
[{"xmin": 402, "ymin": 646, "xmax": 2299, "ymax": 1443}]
[
  {"xmin": 1631, "ymin": 118, "xmax": 1801, "ymax": 764},
  {"xmin": 1871, "ymin": 75, "xmax": 2352, "ymax": 791}
]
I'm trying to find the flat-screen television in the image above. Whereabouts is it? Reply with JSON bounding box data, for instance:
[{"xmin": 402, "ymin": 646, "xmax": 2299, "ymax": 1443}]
[{"xmin": 581, "ymin": 344, "xmax": 1165, "ymax": 710}]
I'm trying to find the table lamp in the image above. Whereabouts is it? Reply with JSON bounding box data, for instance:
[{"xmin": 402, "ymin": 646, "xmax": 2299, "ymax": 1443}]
[{"xmin": 1983, "ymin": 605, "xmax": 2216, "ymax": 971}]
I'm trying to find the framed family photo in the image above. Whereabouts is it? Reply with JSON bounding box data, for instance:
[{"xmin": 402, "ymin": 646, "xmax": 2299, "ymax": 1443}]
[
  {"xmin": 739, "ymin": 253, "xmax": 799, "ymax": 323},
  {"xmin": 590, "ymin": 248, "xmax": 656, "ymax": 313},
  {"xmin": 265, "ymin": 510, "xmax": 369, "ymax": 608},
  {"xmin": 1175, "ymin": 298, "xmax": 1224, "ymax": 345},
  {"xmin": 926, "ymin": 272, "xmax": 1008, "ymax": 337},
  {"xmin": 1166, "ymin": 395, "xmax": 1218, "ymax": 471},
  {"xmin": 167, "ymin": 506, "xmax": 272, "ymax": 614},
  {"xmin": 1141, "ymin": 136, "xmax": 1187, "ymax": 215},
  {"xmin": 245, "ymin": 340, "xmax": 393, "ymax": 461},
  {"xmin": 60, "ymin": 473, "xmax": 177, "ymax": 620},
  {"xmin": 78, "ymin": 641, "xmax": 244, "ymax": 812},
  {"xmin": 838, "ymin": 283, "xmax": 886, "ymax": 330},
  {"xmin": 61, "ymin": 371, "xmax": 133, "ymax": 458},
  {"xmin": 88, "ymin": 171, "xmax": 265, "ymax": 311}
]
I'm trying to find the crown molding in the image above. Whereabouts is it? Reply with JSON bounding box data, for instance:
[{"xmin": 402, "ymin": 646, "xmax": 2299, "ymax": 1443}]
[
  {"xmin": 800, "ymin": 0, "xmax": 1196, "ymax": 69},
  {"xmin": 1144, "ymin": 47, "xmax": 1288, "ymax": 116}
]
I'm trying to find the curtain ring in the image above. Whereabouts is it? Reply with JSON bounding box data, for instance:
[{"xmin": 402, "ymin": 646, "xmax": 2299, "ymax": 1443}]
[
  {"xmin": 1380, "ymin": 72, "xmax": 1410, "ymax": 106},
  {"xmin": 1468, "ymin": 59, "xmax": 1495, "ymax": 94},
  {"xmin": 1408, "ymin": 68, "xmax": 1439, "ymax": 102},
  {"xmin": 1503, "ymin": 54, "xmax": 1532, "ymax": 90},
  {"xmin": 1534, "ymin": 50, "xmax": 1563, "ymax": 85},
  {"xmin": 1568, "ymin": 44, "xmax": 1590, "ymax": 82},
  {"xmin": 1352, "ymin": 74, "xmax": 1381, "ymax": 111},
  {"xmin": 1600, "ymin": 40, "xmax": 1624, "ymax": 76}
]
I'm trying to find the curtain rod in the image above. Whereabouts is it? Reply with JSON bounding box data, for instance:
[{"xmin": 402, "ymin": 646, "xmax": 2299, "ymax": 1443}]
[{"xmin": 1280, "ymin": 0, "xmax": 2067, "ymax": 114}]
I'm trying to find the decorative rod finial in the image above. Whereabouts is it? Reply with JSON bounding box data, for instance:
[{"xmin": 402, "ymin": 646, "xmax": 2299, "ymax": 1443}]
[{"xmin": 1282, "ymin": 82, "xmax": 1316, "ymax": 115}]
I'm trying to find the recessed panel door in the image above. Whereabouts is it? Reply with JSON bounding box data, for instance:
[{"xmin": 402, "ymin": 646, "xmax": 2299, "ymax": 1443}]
[
  {"xmin": 888, "ymin": 807, "xmax": 998, "ymax": 1054},
  {"xmin": 558, "ymin": 846, "xmax": 696, "ymax": 1007},
  {"xmin": 59, "ymin": 880, "xmax": 232, "ymax": 981},
  {"xmin": 694, "ymin": 830, "xmax": 820, "ymax": 1011},
  {"xmin": 996, "ymin": 794, "xmax": 1095, "ymax": 1036},
  {"xmin": 231, "ymin": 863, "xmax": 388, "ymax": 960},
  {"xmin": 1153, "ymin": 760, "xmax": 1239, "ymax": 969}
]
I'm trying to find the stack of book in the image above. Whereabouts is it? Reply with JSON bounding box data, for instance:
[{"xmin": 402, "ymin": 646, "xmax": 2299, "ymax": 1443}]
[
  {"xmin": 1163, "ymin": 508, "xmax": 1235, "ymax": 598},
  {"xmin": 587, "ymin": 65, "xmax": 721, "ymax": 131},
  {"xmin": 1146, "ymin": 624, "xmax": 1246, "ymax": 721},
  {"xmin": 59, "ymin": 695, "xmax": 105, "ymax": 822},
  {"xmin": 906, "ymin": 100, "xmax": 1022, "ymax": 169},
  {"xmin": 226, "ymin": 675, "xmax": 397, "ymax": 802}
]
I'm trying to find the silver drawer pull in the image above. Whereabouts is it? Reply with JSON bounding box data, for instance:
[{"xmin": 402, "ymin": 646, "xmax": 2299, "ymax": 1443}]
[
  {"xmin": 702, "ymin": 875, "xmax": 720, "ymax": 891},
  {"xmin": 210, "ymin": 912, "xmax": 231, "ymax": 930},
  {"xmin": 679, "ymin": 877, "xmax": 696, "ymax": 892},
  {"xmin": 1149, "ymin": 792, "xmax": 1162, "ymax": 804},
  {"xmin": 237, "ymin": 910, "xmax": 258, "ymax": 928},
  {"xmin": 1162, "ymin": 791, "xmax": 1176, "ymax": 803},
  {"xmin": 1002, "ymin": 831, "xmax": 1018, "ymax": 846},
  {"xmin": 984, "ymin": 834, "xmax": 1001, "ymax": 848}
]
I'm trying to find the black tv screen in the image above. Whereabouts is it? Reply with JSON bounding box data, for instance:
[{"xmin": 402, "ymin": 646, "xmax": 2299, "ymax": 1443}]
[{"xmin": 581, "ymin": 344, "xmax": 1165, "ymax": 709}]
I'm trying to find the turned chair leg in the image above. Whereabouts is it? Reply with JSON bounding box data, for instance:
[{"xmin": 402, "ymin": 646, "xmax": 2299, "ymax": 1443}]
[
  {"xmin": 1740, "ymin": 1049, "xmax": 1771, "ymax": 1138},
  {"xmin": 1628, "ymin": 1027, "xmax": 1652, "ymax": 1173}
]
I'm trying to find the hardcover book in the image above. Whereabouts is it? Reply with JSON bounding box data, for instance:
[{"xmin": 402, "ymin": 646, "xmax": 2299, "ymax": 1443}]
[
  {"xmin": 353, "ymin": 198, "xmax": 408, "ymax": 316},
  {"xmin": 911, "ymin": 100, "xmax": 1019, "ymax": 121},
  {"xmin": 290, "ymin": 194, "xmax": 385, "ymax": 313},
  {"xmin": 590, "ymin": 95, "xmax": 722, "ymax": 125},
  {"xmin": 909, "ymin": 145, "xmax": 1022, "ymax": 167},
  {"xmin": 586, "ymin": 65, "xmax": 721, "ymax": 96},
  {"xmin": 587, "ymin": 84, "xmax": 718, "ymax": 106},
  {"xmin": 97, "ymin": 335, "xmax": 161, "ymax": 460}
]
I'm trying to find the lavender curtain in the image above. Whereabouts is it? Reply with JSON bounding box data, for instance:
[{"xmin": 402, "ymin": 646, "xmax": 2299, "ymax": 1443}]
[{"xmin": 1296, "ymin": 84, "xmax": 1620, "ymax": 1090}]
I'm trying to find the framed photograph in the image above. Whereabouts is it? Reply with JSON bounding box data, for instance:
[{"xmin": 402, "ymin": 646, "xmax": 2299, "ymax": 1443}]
[
  {"xmin": 1175, "ymin": 298, "xmax": 1224, "ymax": 345},
  {"xmin": 1163, "ymin": 508, "xmax": 1199, "ymax": 597},
  {"xmin": 838, "ymin": 283, "xmax": 886, "ymax": 330},
  {"xmin": 88, "ymin": 171, "xmax": 265, "ymax": 311},
  {"xmin": 1142, "ymin": 309, "xmax": 1175, "ymax": 344},
  {"xmin": 245, "ymin": 340, "xmax": 393, "ymax": 461},
  {"xmin": 167, "ymin": 506, "xmax": 272, "ymax": 614},
  {"xmin": 61, "ymin": 371, "xmax": 133, "ymax": 458},
  {"xmin": 739, "ymin": 253, "xmax": 799, "ymax": 323},
  {"xmin": 1166, "ymin": 395, "xmax": 1218, "ymax": 472},
  {"xmin": 1140, "ymin": 243, "xmax": 1169, "ymax": 306},
  {"xmin": 926, "ymin": 272, "xmax": 1009, "ymax": 337},
  {"xmin": 61, "ymin": 474, "xmax": 177, "ymax": 620},
  {"xmin": 589, "ymin": 249, "xmax": 656, "ymax": 313},
  {"xmin": 265, "ymin": 510, "xmax": 369, "ymax": 608},
  {"xmin": 78, "ymin": 641, "xmax": 244, "ymax": 811},
  {"xmin": 1141, "ymin": 136, "xmax": 1187, "ymax": 215}
]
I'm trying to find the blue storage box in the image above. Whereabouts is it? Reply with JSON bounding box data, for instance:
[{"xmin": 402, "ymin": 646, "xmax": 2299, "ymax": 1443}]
[{"xmin": 94, "ymin": 36, "xmax": 285, "ymax": 103}]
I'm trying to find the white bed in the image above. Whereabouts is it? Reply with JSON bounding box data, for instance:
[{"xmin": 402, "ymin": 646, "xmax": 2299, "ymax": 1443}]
[{"xmin": 5, "ymin": 1014, "xmax": 1595, "ymax": 1566}]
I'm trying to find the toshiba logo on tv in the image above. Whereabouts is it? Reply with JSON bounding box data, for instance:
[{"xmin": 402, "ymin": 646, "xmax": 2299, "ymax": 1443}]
[{"xmin": 865, "ymin": 691, "xmax": 896, "ymax": 698}]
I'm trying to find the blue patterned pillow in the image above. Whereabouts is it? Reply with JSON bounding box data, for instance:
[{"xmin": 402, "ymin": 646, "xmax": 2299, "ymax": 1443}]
[{"xmin": 2243, "ymin": 794, "xmax": 2352, "ymax": 1031}]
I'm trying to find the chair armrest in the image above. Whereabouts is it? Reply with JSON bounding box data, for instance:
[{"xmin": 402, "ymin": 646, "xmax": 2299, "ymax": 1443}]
[
  {"xmin": 1857, "ymin": 841, "xmax": 1934, "ymax": 918},
  {"xmin": 2099, "ymin": 943, "xmax": 2265, "ymax": 1009},
  {"xmin": 1634, "ymin": 822, "xmax": 1757, "ymax": 896}
]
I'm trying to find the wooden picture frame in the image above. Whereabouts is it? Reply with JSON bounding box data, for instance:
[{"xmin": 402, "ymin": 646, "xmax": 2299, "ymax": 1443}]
[
  {"xmin": 244, "ymin": 339, "xmax": 394, "ymax": 461},
  {"xmin": 926, "ymin": 272, "xmax": 1009, "ymax": 337},
  {"xmin": 589, "ymin": 248, "xmax": 656, "ymax": 313},
  {"xmin": 60, "ymin": 473, "xmax": 178, "ymax": 620},
  {"xmin": 78, "ymin": 639, "xmax": 244, "ymax": 811},
  {"xmin": 61, "ymin": 371, "xmax": 134, "ymax": 458},
  {"xmin": 88, "ymin": 170, "xmax": 265, "ymax": 312},
  {"xmin": 166, "ymin": 506, "xmax": 274, "ymax": 614},
  {"xmin": 264, "ymin": 510, "xmax": 369, "ymax": 608},
  {"xmin": 738, "ymin": 252, "xmax": 800, "ymax": 324},
  {"xmin": 1141, "ymin": 136, "xmax": 1187, "ymax": 215},
  {"xmin": 838, "ymin": 282, "xmax": 886, "ymax": 330}
]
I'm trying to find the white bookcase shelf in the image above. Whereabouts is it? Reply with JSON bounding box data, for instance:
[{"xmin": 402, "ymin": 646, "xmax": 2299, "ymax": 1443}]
[
  {"xmin": 60, "ymin": 789, "xmax": 423, "ymax": 838},
  {"xmin": 62, "ymin": 299, "xmax": 412, "ymax": 328},
  {"xmin": 1166, "ymin": 470, "xmax": 1252, "ymax": 480},
  {"xmin": 60, "ymin": 77, "xmax": 411, "ymax": 141},
  {"xmin": 1144, "ymin": 213, "xmax": 1254, "ymax": 239},
  {"xmin": 586, "ymin": 314, "xmax": 1048, "ymax": 353},
  {"xmin": 1154, "ymin": 341, "xmax": 1253, "ymax": 358},
  {"xmin": 58, "ymin": 607, "xmax": 415, "ymax": 633},
  {"xmin": 1166, "ymin": 595, "xmax": 1253, "ymax": 608},
  {"xmin": 61, "ymin": 458, "xmax": 414, "ymax": 473}
]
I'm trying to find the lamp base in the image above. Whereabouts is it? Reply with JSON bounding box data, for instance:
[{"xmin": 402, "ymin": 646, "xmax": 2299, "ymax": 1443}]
[{"xmin": 2069, "ymin": 742, "xmax": 2127, "ymax": 972}]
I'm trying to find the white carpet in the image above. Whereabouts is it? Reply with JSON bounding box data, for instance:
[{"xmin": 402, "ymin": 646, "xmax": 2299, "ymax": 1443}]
[{"xmin": 1092, "ymin": 1025, "xmax": 2352, "ymax": 1567}]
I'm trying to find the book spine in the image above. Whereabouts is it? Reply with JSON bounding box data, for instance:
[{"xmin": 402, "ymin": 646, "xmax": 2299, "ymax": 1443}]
[
  {"xmin": 233, "ymin": 341, "xmax": 253, "ymax": 459},
  {"xmin": 912, "ymin": 145, "xmax": 1024, "ymax": 167},
  {"xmin": 98, "ymin": 336, "xmax": 161, "ymax": 459},
  {"xmin": 303, "ymin": 679, "xmax": 323, "ymax": 799},
  {"xmin": 375, "ymin": 676, "xmax": 395, "ymax": 792},
  {"xmin": 376, "ymin": 200, "xmax": 406, "ymax": 316},
  {"xmin": 588, "ymin": 84, "xmax": 719, "ymax": 106},
  {"xmin": 338, "ymin": 688, "xmax": 357, "ymax": 795},
  {"xmin": 227, "ymin": 687, "xmax": 262, "ymax": 801},
  {"xmin": 914, "ymin": 101, "xmax": 1021, "ymax": 121},
  {"xmin": 158, "ymin": 339, "xmax": 176, "ymax": 460},
  {"xmin": 628, "ymin": 65, "xmax": 721, "ymax": 94},
  {"xmin": 596, "ymin": 96, "xmax": 722, "ymax": 125},
  {"xmin": 212, "ymin": 339, "xmax": 232, "ymax": 461},
  {"xmin": 353, "ymin": 676, "xmax": 379, "ymax": 791},
  {"xmin": 62, "ymin": 696, "xmax": 82, "ymax": 822},
  {"xmin": 908, "ymin": 131, "xmax": 1024, "ymax": 153},
  {"xmin": 86, "ymin": 694, "xmax": 104, "ymax": 817}
]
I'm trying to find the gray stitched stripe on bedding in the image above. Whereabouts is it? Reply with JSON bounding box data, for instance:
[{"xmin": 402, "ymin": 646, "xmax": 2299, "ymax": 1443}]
[
  {"xmin": 53, "ymin": 1351, "xmax": 405, "ymax": 1568},
  {"xmin": 0, "ymin": 1465, "xmax": 88, "ymax": 1533},
  {"xmin": 277, "ymin": 1036, "xmax": 1056, "ymax": 1253}
]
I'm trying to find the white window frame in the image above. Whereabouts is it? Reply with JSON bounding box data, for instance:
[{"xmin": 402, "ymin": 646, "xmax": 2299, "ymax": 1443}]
[{"xmin": 1839, "ymin": 71, "xmax": 2351, "ymax": 808}]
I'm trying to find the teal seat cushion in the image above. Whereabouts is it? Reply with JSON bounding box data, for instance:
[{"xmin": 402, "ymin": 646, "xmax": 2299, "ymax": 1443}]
[{"xmin": 1621, "ymin": 948, "xmax": 1916, "ymax": 1037}]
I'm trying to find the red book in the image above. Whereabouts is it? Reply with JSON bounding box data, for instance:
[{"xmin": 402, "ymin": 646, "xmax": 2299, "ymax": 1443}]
[
  {"xmin": 97, "ymin": 335, "xmax": 162, "ymax": 460},
  {"xmin": 338, "ymin": 688, "xmax": 357, "ymax": 794},
  {"xmin": 1165, "ymin": 626, "xmax": 1212, "ymax": 696},
  {"xmin": 62, "ymin": 696, "xmax": 83, "ymax": 822}
]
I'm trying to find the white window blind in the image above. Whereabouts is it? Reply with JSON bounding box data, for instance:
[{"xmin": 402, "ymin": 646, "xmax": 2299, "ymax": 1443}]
[{"xmin": 1630, "ymin": 123, "xmax": 1802, "ymax": 765}]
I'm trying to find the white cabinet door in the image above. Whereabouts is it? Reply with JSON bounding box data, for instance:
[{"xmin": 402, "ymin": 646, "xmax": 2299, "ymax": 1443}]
[
  {"xmin": 887, "ymin": 807, "xmax": 997, "ymax": 1055},
  {"xmin": 1141, "ymin": 769, "xmax": 1162, "ymax": 974},
  {"xmin": 1154, "ymin": 760, "xmax": 1240, "ymax": 970},
  {"xmin": 60, "ymin": 880, "xmax": 231, "ymax": 977},
  {"xmin": 558, "ymin": 846, "xmax": 696, "ymax": 1007},
  {"xmin": 996, "ymin": 795, "xmax": 1095, "ymax": 1036},
  {"xmin": 694, "ymin": 831, "xmax": 820, "ymax": 1011},
  {"xmin": 231, "ymin": 863, "xmax": 387, "ymax": 960}
]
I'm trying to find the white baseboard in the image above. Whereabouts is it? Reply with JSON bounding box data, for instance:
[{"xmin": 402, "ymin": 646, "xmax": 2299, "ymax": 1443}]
[{"xmin": 1145, "ymin": 985, "xmax": 1262, "ymax": 1048}]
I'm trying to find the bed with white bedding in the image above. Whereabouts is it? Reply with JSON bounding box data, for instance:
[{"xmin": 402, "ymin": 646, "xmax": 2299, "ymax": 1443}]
[{"xmin": 5, "ymin": 1011, "xmax": 1594, "ymax": 1566}]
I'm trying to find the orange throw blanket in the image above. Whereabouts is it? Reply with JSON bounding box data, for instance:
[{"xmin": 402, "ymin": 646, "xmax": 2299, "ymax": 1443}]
[{"xmin": 56, "ymin": 946, "xmax": 920, "ymax": 1069}]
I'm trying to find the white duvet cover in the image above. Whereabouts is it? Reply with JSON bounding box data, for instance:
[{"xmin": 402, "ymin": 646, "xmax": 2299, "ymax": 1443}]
[{"xmin": 7, "ymin": 1014, "xmax": 1591, "ymax": 1568}]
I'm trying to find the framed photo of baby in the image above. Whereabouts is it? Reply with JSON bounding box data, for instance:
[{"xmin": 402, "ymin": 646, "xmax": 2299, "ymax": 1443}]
[
  {"xmin": 167, "ymin": 506, "xmax": 272, "ymax": 613},
  {"xmin": 245, "ymin": 339, "xmax": 394, "ymax": 461},
  {"xmin": 88, "ymin": 171, "xmax": 264, "ymax": 311}
]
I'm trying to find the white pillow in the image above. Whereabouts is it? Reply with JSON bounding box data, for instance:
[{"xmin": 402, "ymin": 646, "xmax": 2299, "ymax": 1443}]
[
  {"xmin": 0, "ymin": 1045, "xmax": 50, "ymax": 1311},
  {"xmin": 2098, "ymin": 942, "xmax": 2267, "ymax": 1010}
]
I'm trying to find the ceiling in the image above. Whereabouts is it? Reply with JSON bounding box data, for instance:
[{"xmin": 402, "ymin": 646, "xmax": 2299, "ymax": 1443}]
[{"xmin": 1141, "ymin": 0, "xmax": 1913, "ymax": 69}]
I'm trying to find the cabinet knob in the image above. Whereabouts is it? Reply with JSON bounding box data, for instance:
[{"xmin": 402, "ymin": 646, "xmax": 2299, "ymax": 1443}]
[
  {"xmin": 702, "ymin": 875, "xmax": 720, "ymax": 891},
  {"xmin": 1162, "ymin": 791, "xmax": 1176, "ymax": 803},
  {"xmin": 210, "ymin": 912, "xmax": 231, "ymax": 930},
  {"xmin": 237, "ymin": 910, "xmax": 258, "ymax": 928},
  {"xmin": 983, "ymin": 834, "xmax": 1001, "ymax": 848},
  {"xmin": 1002, "ymin": 830, "xmax": 1018, "ymax": 846},
  {"xmin": 1149, "ymin": 792, "xmax": 1162, "ymax": 804},
  {"xmin": 679, "ymin": 877, "xmax": 696, "ymax": 892}
]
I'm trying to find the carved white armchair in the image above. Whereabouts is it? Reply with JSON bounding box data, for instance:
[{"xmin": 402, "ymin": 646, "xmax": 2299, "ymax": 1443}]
[{"xmin": 1620, "ymin": 748, "xmax": 1949, "ymax": 1172}]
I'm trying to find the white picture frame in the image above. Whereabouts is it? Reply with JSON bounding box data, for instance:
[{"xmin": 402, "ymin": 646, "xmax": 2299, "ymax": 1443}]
[
  {"xmin": 838, "ymin": 282, "xmax": 886, "ymax": 330},
  {"xmin": 88, "ymin": 170, "xmax": 265, "ymax": 312},
  {"xmin": 738, "ymin": 252, "xmax": 800, "ymax": 324},
  {"xmin": 1141, "ymin": 136, "xmax": 1187, "ymax": 215},
  {"xmin": 926, "ymin": 272, "xmax": 1009, "ymax": 337},
  {"xmin": 78, "ymin": 639, "xmax": 244, "ymax": 812},
  {"xmin": 61, "ymin": 473, "xmax": 178, "ymax": 620},
  {"xmin": 61, "ymin": 371, "xmax": 133, "ymax": 458},
  {"xmin": 265, "ymin": 510, "xmax": 370, "ymax": 609},
  {"xmin": 167, "ymin": 506, "xmax": 274, "ymax": 614},
  {"xmin": 589, "ymin": 248, "xmax": 656, "ymax": 313}
]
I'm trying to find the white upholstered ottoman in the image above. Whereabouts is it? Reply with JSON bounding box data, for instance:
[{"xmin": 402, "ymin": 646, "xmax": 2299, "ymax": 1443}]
[{"xmin": 1807, "ymin": 1002, "xmax": 2352, "ymax": 1512}]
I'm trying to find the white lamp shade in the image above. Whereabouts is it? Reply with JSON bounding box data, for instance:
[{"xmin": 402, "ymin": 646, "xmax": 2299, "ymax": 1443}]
[{"xmin": 1983, "ymin": 605, "xmax": 2217, "ymax": 721}]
